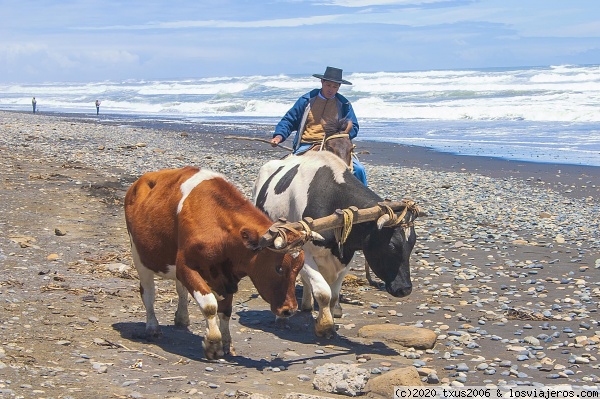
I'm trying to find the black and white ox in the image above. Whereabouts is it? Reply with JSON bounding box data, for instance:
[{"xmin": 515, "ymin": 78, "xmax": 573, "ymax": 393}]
[{"xmin": 253, "ymin": 151, "xmax": 421, "ymax": 338}]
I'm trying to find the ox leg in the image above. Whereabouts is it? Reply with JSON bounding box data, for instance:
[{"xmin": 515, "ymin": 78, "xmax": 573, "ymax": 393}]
[
  {"xmin": 365, "ymin": 259, "xmax": 383, "ymax": 288},
  {"xmin": 218, "ymin": 295, "xmax": 236, "ymax": 356},
  {"xmin": 330, "ymin": 268, "xmax": 349, "ymax": 319},
  {"xmin": 192, "ymin": 291, "xmax": 223, "ymax": 360},
  {"xmin": 300, "ymin": 275, "xmax": 314, "ymax": 312},
  {"xmin": 136, "ymin": 265, "xmax": 161, "ymax": 337},
  {"xmin": 130, "ymin": 241, "xmax": 161, "ymax": 337},
  {"xmin": 177, "ymin": 264, "xmax": 223, "ymax": 360},
  {"xmin": 300, "ymin": 265, "xmax": 335, "ymax": 339},
  {"xmin": 174, "ymin": 279, "xmax": 190, "ymax": 328},
  {"xmin": 365, "ymin": 260, "xmax": 374, "ymax": 285}
]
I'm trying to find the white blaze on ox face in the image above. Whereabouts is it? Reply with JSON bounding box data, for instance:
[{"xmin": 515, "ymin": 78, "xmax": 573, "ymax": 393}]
[{"xmin": 177, "ymin": 169, "xmax": 227, "ymax": 215}]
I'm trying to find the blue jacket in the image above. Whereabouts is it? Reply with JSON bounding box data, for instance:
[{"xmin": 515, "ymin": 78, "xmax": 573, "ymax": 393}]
[{"xmin": 274, "ymin": 88, "xmax": 359, "ymax": 151}]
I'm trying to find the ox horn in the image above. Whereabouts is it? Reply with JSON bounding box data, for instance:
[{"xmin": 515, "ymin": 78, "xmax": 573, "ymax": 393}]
[
  {"xmin": 258, "ymin": 225, "xmax": 281, "ymax": 249},
  {"xmin": 376, "ymin": 199, "xmax": 418, "ymax": 229},
  {"xmin": 376, "ymin": 213, "xmax": 393, "ymax": 229},
  {"xmin": 274, "ymin": 236, "xmax": 285, "ymax": 249},
  {"xmin": 376, "ymin": 200, "xmax": 401, "ymax": 229},
  {"xmin": 311, "ymin": 231, "xmax": 325, "ymax": 241},
  {"xmin": 260, "ymin": 218, "xmax": 311, "ymax": 252}
]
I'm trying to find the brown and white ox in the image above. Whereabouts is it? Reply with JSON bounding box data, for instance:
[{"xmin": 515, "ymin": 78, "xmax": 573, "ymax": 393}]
[{"xmin": 124, "ymin": 166, "xmax": 304, "ymax": 359}]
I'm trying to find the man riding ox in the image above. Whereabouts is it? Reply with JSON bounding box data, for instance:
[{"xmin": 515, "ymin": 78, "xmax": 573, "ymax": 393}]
[
  {"xmin": 270, "ymin": 66, "xmax": 367, "ymax": 185},
  {"xmin": 253, "ymin": 151, "xmax": 422, "ymax": 338}
]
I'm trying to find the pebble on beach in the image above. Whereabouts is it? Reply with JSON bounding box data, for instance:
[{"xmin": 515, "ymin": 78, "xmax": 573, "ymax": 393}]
[{"xmin": 1, "ymin": 112, "xmax": 599, "ymax": 398}]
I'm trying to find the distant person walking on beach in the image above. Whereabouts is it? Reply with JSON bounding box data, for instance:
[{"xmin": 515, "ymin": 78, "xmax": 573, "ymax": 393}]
[
  {"xmin": 32, "ymin": 97, "xmax": 37, "ymax": 114},
  {"xmin": 270, "ymin": 66, "xmax": 367, "ymax": 185},
  {"xmin": 95, "ymin": 100, "xmax": 101, "ymax": 115}
]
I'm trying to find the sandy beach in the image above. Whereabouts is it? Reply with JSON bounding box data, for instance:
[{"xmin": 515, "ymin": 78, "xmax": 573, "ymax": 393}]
[{"xmin": 0, "ymin": 110, "xmax": 598, "ymax": 399}]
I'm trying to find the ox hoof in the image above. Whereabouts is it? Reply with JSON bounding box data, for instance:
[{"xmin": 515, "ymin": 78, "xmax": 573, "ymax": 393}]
[
  {"xmin": 144, "ymin": 326, "xmax": 162, "ymax": 340},
  {"xmin": 174, "ymin": 311, "xmax": 190, "ymax": 328},
  {"xmin": 275, "ymin": 316, "xmax": 291, "ymax": 330},
  {"xmin": 224, "ymin": 344, "xmax": 237, "ymax": 357},
  {"xmin": 315, "ymin": 325, "xmax": 336, "ymax": 339},
  {"xmin": 332, "ymin": 303, "xmax": 343, "ymax": 318},
  {"xmin": 367, "ymin": 278, "xmax": 385, "ymax": 289},
  {"xmin": 203, "ymin": 339, "xmax": 224, "ymax": 360},
  {"xmin": 174, "ymin": 319, "xmax": 190, "ymax": 330}
]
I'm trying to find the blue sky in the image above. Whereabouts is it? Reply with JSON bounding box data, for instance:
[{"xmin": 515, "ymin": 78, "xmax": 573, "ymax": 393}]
[{"xmin": 1, "ymin": 0, "xmax": 599, "ymax": 83}]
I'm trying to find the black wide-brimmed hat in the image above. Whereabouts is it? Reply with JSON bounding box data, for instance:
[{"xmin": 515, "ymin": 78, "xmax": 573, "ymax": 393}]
[{"xmin": 312, "ymin": 66, "xmax": 352, "ymax": 85}]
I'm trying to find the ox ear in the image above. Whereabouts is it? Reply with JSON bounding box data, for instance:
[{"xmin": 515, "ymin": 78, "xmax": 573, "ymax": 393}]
[{"xmin": 240, "ymin": 228, "xmax": 261, "ymax": 251}]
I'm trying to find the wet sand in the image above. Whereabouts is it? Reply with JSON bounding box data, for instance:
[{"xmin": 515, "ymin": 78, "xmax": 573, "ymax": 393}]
[{"xmin": 352, "ymin": 140, "xmax": 599, "ymax": 200}]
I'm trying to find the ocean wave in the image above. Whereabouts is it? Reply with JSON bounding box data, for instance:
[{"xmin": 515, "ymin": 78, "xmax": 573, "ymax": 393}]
[{"xmin": 1, "ymin": 64, "xmax": 599, "ymax": 167}]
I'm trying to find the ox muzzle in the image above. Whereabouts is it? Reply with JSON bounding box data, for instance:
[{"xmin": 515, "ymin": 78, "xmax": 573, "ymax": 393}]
[{"xmin": 386, "ymin": 280, "xmax": 413, "ymax": 298}]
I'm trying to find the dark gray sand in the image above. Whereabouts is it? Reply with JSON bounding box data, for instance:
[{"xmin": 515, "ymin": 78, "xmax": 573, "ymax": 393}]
[{"xmin": 1, "ymin": 111, "xmax": 598, "ymax": 398}]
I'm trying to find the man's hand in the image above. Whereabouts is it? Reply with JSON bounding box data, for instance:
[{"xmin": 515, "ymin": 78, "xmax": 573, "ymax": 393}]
[{"xmin": 270, "ymin": 136, "xmax": 283, "ymax": 147}]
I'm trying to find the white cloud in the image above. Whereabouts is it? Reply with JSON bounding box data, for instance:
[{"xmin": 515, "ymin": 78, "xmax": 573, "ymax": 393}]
[
  {"xmin": 76, "ymin": 14, "xmax": 342, "ymax": 30},
  {"xmin": 1, "ymin": 0, "xmax": 598, "ymax": 82},
  {"xmin": 47, "ymin": 52, "xmax": 81, "ymax": 69},
  {"xmin": 315, "ymin": 0, "xmax": 445, "ymax": 6},
  {"xmin": 82, "ymin": 49, "xmax": 139, "ymax": 64},
  {"xmin": 566, "ymin": 20, "xmax": 600, "ymax": 37},
  {"xmin": 0, "ymin": 43, "xmax": 47, "ymax": 61}
]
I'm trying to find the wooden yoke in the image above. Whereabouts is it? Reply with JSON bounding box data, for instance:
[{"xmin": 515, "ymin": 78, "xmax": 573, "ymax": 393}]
[
  {"xmin": 300, "ymin": 200, "xmax": 414, "ymax": 233},
  {"xmin": 261, "ymin": 200, "xmax": 421, "ymax": 251}
]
